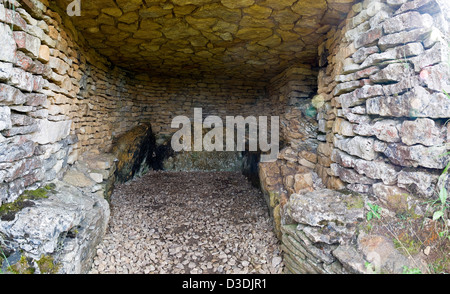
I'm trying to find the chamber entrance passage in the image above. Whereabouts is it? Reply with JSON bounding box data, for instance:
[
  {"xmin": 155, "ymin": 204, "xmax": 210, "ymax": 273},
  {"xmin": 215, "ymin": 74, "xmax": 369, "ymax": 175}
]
[{"xmin": 1, "ymin": 0, "xmax": 448, "ymax": 276}]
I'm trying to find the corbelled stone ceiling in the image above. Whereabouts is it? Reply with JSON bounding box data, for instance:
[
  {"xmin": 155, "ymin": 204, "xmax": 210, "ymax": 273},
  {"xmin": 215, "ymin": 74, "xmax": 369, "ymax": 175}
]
[{"xmin": 54, "ymin": 0, "xmax": 354, "ymax": 80}]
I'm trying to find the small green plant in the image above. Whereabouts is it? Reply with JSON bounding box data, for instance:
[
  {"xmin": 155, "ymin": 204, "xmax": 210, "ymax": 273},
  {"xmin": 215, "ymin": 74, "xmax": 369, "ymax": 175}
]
[
  {"xmin": 433, "ymin": 183, "xmax": 448, "ymax": 222},
  {"xmin": 0, "ymin": 248, "xmax": 8, "ymax": 274},
  {"xmin": 431, "ymin": 183, "xmax": 450, "ymax": 242},
  {"xmin": 431, "ymin": 121, "xmax": 450, "ymax": 239},
  {"xmin": 393, "ymin": 235, "xmax": 421, "ymax": 256},
  {"xmin": 365, "ymin": 261, "xmax": 377, "ymax": 274},
  {"xmin": 8, "ymin": 255, "xmax": 35, "ymax": 274},
  {"xmin": 0, "ymin": 238, "xmax": 11, "ymax": 274},
  {"xmin": 366, "ymin": 203, "xmax": 381, "ymax": 221},
  {"xmin": 444, "ymin": 90, "xmax": 450, "ymax": 99},
  {"xmin": 431, "ymin": 90, "xmax": 450, "ymax": 238},
  {"xmin": 428, "ymin": 255, "xmax": 450, "ymax": 274},
  {"xmin": 402, "ymin": 266, "xmax": 422, "ymax": 274}
]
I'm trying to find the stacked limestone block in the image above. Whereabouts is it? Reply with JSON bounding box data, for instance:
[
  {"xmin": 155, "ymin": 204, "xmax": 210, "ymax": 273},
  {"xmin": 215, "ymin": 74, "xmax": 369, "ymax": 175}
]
[
  {"xmin": 275, "ymin": 0, "xmax": 450, "ymax": 274},
  {"xmin": 0, "ymin": 0, "xmax": 117, "ymax": 273},
  {"xmin": 116, "ymin": 73, "xmax": 273, "ymax": 138},
  {"xmin": 259, "ymin": 66, "xmax": 324, "ymax": 239},
  {"xmin": 268, "ymin": 65, "xmax": 318, "ymax": 115},
  {"xmin": 0, "ymin": 0, "xmax": 130, "ymax": 204},
  {"xmin": 74, "ymin": 64, "xmax": 131, "ymax": 154},
  {"xmin": 315, "ymin": 20, "xmax": 349, "ymax": 190},
  {"xmin": 0, "ymin": 0, "xmax": 77, "ymax": 204},
  {"xmin": 281, "ymin": 189, "xmax": 364, "ymax": 274},
  {"xmin": 0, "ymin": 0, "xmax": 298, "ymax": 207},
  {"xmin": 0, "ymin": 153, "xmax": 112, "ymax": 274},
  {"xmin": 316, "ymin": 0, "xmax": 450, "ymax": 212}
]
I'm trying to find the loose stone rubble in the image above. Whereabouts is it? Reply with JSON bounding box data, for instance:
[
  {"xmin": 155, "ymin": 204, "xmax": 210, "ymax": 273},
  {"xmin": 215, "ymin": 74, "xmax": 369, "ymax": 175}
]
[{"xmin": 88, "ymin": 171, "xmax": 284, "ymax": 274}]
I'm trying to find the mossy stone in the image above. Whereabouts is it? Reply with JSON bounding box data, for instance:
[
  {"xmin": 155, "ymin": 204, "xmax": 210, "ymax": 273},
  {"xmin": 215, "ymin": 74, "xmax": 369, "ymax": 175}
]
[
  {"xmin": 0, "ymin": 186, "xmax": 54, "ymax": 221},
  {"xmin": 36, "ymin": 255, "xmax": 61, "ymax": 274}
]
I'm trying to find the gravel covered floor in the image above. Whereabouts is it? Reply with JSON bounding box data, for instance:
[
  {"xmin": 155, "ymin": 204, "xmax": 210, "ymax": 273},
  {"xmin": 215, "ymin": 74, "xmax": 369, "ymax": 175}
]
[{"xmin": 89, "ymin": 171, "xmax": 284, "ymax": 274}]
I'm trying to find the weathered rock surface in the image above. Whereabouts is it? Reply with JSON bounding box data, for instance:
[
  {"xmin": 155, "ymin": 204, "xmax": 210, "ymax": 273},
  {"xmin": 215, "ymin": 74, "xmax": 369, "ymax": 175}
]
[
  {"xmin": 317, "ymin": 0, "xmax": 450, "ymax": 203},
  {"xmin": 0, "ymin": 23, "xmax": 16, "ymax": 63},
  {"xmin": 333, "ymin": 233, "xmax": 425, "ymax": 274},
  {"xmin": 30, "ymin": 119, "xmax": 72, "ymax": 145},
  {"xmin": 111, "ymin": 124, "xmax": 158, "ymax": 183},
  {"xmin": 334, "ymin": 135, "xmax": 377, "ymax": 161},
  {"xmin": 366, "ymin": 87, "xmax": 450, "ymax": 118},
  {"xmin": 286, "ymin": 189, "xmax": 364, "ymax": 243},
  {"xmin": 399, "ymin": 118, "xmax": 446, "ymax": 147},
  {"xmin": 332, "ymin": 149, "xmax": 400, "ymax": 185},
  {"xmin": 0, "ymin": 180, "xmax": 110, "ymax": 274},
  {"xmin": 383, "ymin": 143, "xmax": 449, "ymax": 169}
]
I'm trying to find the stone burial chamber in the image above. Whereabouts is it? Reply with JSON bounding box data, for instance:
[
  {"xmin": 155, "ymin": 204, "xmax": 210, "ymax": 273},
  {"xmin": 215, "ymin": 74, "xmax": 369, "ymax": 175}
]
[{"xmin": 0, "ymin": 0, "xmax": 449, "ymax": 274}]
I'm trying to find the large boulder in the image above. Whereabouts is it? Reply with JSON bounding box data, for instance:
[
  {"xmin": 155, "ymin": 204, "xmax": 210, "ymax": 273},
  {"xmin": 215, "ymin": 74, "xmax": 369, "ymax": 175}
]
[
  {"xmin": 0, "ymin": 180, "xmax": 110, "ymax": 274},
  {"xmin": 111, "ymin": 124, "xmax": 158, "ymax": 182}
]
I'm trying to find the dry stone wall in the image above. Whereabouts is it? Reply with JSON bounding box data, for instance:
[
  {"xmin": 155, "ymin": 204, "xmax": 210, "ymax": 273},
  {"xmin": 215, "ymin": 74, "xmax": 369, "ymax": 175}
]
[
  {"xmin": 0, "ymin": 0, "xmax": 449, "ymax": 275},
  {"xmin": 268, "ymin": 65, "xmax": 318, "ymax": 113},
  {"xmin": 0, "ymin": 0, "xmax": 140, "ymax": 205},
  {"xmin": 275, "ymin": 0, "xmax": 450, "ymax": 274},
  {"xmin": 0, "ymin": 0, "xmax": 280, "ymax": 205},
  {"xmin": 0, "ymin": 0, "xmax": 290, "ymax": 275},
  {"xmin": 259, "ymin": 64, "xmax": 322, "ymax": 238},
  {"xmin": 52, "ymin": 0, "xmax": 354, "ymax": 80},
  {"xmin": 0, "ymin": 0, "xmax": 79, "ymax": 204},
  {"xmin": 0, "ymin": 1, "xmax": 283, "ymax": 273},
  {"xmin": 317, "ymin": 0, "xmax": 450, "ymax": 206},
  {"xmin": 0, "ymin": 0, "xmax": 118, "ymax": 273},
  {"xmin": 113, "ymin": 73, "xmax": 274, "ymax": 138}
]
